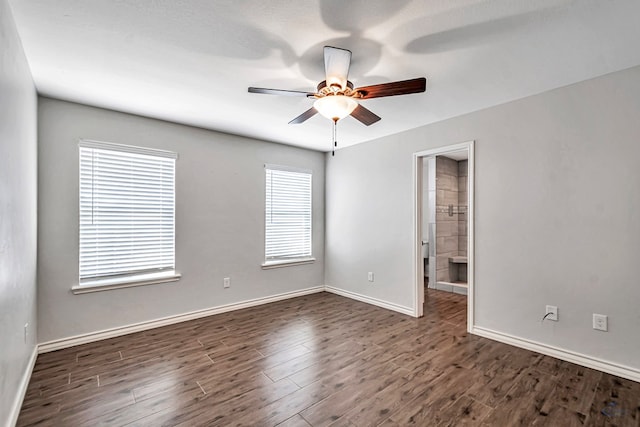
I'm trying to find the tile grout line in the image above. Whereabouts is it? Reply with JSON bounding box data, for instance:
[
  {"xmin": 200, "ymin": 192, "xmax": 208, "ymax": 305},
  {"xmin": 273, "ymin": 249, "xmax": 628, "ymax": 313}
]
[
  {"xmin": 298, "ymin": 412, "xmax": 313, "ymax": 426},
  {"xmin": 196, "ymin": 381, "xmax": 206, "ymax": 395},
  {"xmin": 576, "ymin": 371, "xmax": 603, "ymax": 425},
  {"xmin": 287, "ymin": 375, "xmax": 304, "ymax": 389},
  {"xmin": 262, "ymin": 371, "xmax": 277, "ymax": 383}
]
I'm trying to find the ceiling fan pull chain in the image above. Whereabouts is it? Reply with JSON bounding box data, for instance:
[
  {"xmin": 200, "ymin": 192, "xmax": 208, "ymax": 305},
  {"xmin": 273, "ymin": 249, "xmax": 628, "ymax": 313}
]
[{"xmin": 332, "ymin": 119, "xmax": 337, "ymax": 156}]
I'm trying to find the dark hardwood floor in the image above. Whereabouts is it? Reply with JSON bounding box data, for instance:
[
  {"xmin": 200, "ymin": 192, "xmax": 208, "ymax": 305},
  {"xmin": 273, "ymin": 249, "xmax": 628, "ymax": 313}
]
[{"xmin": 19, "ymin": 289, "xmax": 640, "ymax": 426}]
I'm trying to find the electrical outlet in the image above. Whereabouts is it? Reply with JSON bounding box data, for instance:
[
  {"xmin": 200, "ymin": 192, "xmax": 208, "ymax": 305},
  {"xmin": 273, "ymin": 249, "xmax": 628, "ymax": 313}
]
[
  {"xmin": 367, "ymin": 272, "xmax": 374, "ymax": 282},
  {"xmin": 545, "ymin": 305, "xmax": 558, "ymax": 321},
  {"xmin": 223, "ymin": 277, "xmax": 230, "ymax": 288},
  {"xmin": 24, "ymin": 323, "xmax": 29, "ymax": 343},
  {"xmin": 593, "ymin": 314, "xmax": 608, "ymax": 331}
]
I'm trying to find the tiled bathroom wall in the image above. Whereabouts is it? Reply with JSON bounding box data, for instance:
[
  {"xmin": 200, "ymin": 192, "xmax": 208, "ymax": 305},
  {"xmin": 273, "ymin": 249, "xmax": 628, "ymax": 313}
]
[
  {"xmin": 435, "ymin": 157, "xmax": 468, "ymax": 284},
  {"xmin": 435, "ymin": 157, "xmax": 459, "ymax": 283},
  {"xmin": 458, "ymin": 160, "xmax": 468, "ymax": 258}
]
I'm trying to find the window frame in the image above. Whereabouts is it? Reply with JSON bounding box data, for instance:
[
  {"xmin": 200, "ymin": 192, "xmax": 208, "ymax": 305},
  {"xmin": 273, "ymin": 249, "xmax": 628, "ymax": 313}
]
[
  {"xmin": 72, "ymin": 139, "xmax": 180, "ymax": 294},
  {"xmin": 262, "ymin": 164, "xmax": 315, "ymax": 269}
]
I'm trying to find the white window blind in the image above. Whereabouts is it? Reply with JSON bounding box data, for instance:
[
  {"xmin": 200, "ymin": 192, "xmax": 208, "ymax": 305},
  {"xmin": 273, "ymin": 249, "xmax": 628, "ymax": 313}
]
[
  {"xmin": 265, "ymin": 165, "xmax": 312, "ymax": 261},
  {"xmin": 79, "ymin": 140, "xmax": 177, "ymax": 282}
]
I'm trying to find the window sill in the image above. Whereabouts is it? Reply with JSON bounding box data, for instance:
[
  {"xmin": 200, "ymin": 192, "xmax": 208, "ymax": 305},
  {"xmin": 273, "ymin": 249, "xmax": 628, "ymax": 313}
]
[
  {"xmin": 71, "ymin": 271, "xmax": 181, "ymax": 294},
  {"xmin": 261, "ymin": 258, "xmax": 316, "ymax": 270}
]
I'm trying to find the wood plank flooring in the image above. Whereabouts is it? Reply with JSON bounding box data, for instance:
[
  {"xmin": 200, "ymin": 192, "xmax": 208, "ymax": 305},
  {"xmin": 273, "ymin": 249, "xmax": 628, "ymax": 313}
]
[{"xmin": 18, "ymin": 290, "xmax": 640, "ymax": 426}]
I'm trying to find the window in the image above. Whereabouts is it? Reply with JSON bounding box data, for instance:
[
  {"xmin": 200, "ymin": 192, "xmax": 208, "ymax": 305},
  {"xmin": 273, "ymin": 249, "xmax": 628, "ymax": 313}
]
[
  {"xmin": 76, "ymin": 140, "xmax": 179, "ymax": 292},
  {"xmin": 263, "ymin": 164, "xmax": 313, "ymax": 268}
]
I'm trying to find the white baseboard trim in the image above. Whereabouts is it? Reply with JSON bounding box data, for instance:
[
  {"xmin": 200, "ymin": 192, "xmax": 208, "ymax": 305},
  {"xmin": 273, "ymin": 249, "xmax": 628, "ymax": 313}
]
[
  {"xmin": 38, "ymin": 285, "xmax": 417, "ymax": 354},
  {"xmin": 7, "ymin": 345, "xmax": 38, "ymax": 427},
  {"xmin": 472, "ymin": 326, "xmax": 640, "ymax": 383},
  {"xmin": 325, "ymin": 285, "xmax": 415, "ymax": 317},
  {"xmin": 38, "ymin": 286, "xmax": 324, "ymax": 353}
]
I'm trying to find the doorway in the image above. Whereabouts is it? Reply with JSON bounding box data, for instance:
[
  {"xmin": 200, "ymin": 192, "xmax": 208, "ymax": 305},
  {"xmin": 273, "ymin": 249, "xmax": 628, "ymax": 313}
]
[{"xmin": 413, "ymin": 141, "xmax": 474, "ymax": 332}]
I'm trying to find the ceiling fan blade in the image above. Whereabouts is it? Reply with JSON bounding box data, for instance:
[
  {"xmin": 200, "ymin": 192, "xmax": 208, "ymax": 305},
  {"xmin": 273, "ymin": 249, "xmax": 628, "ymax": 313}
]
[
  {"xmin": 350, "ymin": 104, "xmax": 381, "ymax": 126},
  {"xmin": 248, "ymin": 87, "xmax": 315, "ymax": 97},
  {"xmin": 324, "ymin": 46, "xmax": 352, "ymax": 90},
  {"xmin": 289, "ymin": 107, "xmax": 318, "ymax": 124},
  {"xmin": 354, "ymin": 77, "xmax": 426, "ymax": 99}
]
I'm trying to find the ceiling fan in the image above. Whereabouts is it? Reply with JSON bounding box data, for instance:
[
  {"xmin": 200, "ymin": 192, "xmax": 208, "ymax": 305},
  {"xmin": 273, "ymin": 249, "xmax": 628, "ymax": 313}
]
[{"xmin": 248, "ymin": 46, "xmax": 426, "ymax": 154}]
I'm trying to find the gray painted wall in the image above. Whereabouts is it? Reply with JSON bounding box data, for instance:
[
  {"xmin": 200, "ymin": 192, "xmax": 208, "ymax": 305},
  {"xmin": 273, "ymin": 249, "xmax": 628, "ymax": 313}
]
[
  {"xmin": 325, "ymin": 66, "xmax": 640, "ymax": 370},
  {"xmin": 37, "ymin": 98, "xmax": 325, "ymax": 343},
  {"xmin": 0, "ymin": 0, "xmax": 38, "ymax": 424}
]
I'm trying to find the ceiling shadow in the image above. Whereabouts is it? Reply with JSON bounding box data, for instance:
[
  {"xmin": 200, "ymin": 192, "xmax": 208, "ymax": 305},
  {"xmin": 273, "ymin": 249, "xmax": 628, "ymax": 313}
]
[
  {"xmin": 393, "ymin": 0, "xmax": 573, "ymax": 55},
  {"xmin": 296, "ymin": 0, "xmax": 413, "ymax": 84},
  {"xmin": 319, "ymin": 0, "xmax": 411, "ymax": 32},
  {"xmin": 122, "ymin": 4, "xmax": 298, "ymax": 66},
  {"xmin": 405, "ymin": 9, "xmax": 557, "ymax": 54}
]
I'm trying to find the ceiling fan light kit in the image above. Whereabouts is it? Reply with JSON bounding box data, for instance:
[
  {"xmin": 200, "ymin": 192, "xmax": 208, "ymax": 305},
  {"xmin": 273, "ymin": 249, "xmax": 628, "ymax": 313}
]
[
  {"xmin": 313, "ymin": 95, "xmax": 358, "ymax": 122},
  {"xmin": 248, "ymin": 46, "xmax": 426, "ymax": 154}
]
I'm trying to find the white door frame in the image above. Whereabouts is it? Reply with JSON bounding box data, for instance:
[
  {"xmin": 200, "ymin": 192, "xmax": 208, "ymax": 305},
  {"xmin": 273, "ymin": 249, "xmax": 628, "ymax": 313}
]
[{"xmin": 413, "ymin": 140, "xmax": 475, "ymax": 332}]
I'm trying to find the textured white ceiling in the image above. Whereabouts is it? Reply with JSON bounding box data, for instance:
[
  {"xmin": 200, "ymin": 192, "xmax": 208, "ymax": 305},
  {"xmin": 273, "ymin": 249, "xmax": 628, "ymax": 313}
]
[{"xmin": 8, "ymin": 0, "xmax": 640, "ymax": 152}]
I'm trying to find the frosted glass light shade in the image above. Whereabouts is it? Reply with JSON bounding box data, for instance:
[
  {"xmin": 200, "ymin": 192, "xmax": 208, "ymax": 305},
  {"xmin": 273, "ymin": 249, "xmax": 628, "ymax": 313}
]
[{"xmin": 313, "ymin": 95, "xmax": 358, "ymax": 121}]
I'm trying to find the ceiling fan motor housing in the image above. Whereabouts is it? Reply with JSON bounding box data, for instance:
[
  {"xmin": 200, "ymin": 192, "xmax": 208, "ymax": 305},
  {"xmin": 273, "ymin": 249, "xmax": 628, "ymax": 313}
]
[{"xmin": 316, "ymin": 80, "xmax": 355, "ymax": 97}]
